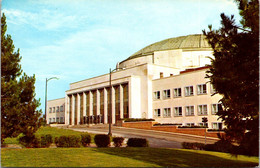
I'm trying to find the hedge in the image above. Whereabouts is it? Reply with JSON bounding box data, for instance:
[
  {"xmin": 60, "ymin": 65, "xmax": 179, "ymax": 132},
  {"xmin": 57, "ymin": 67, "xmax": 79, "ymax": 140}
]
[
  {"xmin": 81, "ymin": 134, "xmax": 91, "ymax": 147},
  {"xmin": 55, "ymin": 135, "xmax": 81, "ymax": 147},
  {"xmin": 94, "ymin": 134, "xmax": 110, "ymax": 147},
  {"xmin": 127, "ymin": 138, "xmax": 149, "ymax": 147},
  {"xmin": 112, "ymin": 137, "xmax": 124, "ymax": 147},
  {"xmin": 19, "ymin": 134, "xmax": 53, "ymax": 148}
]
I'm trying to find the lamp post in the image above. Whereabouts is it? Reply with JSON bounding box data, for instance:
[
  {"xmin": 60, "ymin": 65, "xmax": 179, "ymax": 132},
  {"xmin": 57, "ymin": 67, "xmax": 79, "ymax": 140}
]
[
  {"xmin": 45, "ymin": 77, "xmax": 59, "ymax": 124},
  {"xmin": 202, "ymin": 117, "xmax": 208, "ymax": 144},
  {"xmin": 108, "ymin": 67, "xmax": 124, "ymax": 136}
]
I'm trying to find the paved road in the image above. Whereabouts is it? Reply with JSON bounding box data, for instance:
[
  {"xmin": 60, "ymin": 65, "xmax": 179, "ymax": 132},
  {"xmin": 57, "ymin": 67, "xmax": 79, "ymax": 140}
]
[{"xmin": 64, "ymin": 125, "xmax": 218, "ymax": 149}]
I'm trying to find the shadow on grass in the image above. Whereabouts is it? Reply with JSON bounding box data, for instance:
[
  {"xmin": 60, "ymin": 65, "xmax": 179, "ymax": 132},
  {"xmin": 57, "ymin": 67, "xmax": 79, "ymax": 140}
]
[{"xmin": 92, "ymin": 147, "xmax": 258, "ymax": 167}]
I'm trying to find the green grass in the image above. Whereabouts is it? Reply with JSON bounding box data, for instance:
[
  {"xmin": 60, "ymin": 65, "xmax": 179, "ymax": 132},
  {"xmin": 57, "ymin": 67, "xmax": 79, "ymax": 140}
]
[
  {"xmin": 3, "ymin": 126, "xmax": 95, "ymax": 145},
  {"xmin": 1, "ymin": 148, "xmax": 258, "ymax": 167}
]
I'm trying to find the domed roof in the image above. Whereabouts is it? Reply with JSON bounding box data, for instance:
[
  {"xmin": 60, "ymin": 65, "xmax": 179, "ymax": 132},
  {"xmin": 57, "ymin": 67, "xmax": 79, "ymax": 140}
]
[{"xmin": 124, "ymin": 34, "xmax": 211, "ymax": 61}]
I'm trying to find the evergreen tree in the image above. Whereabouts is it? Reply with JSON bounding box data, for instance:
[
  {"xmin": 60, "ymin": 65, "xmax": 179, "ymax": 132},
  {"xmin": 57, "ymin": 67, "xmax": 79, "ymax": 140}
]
[
  {"xmin": 1, "ymin": 13, "xmax": 42, "ymax": 144},
  {"xmin": 203, "ymin": 0, "xmax": 259, "ymax": 156}
]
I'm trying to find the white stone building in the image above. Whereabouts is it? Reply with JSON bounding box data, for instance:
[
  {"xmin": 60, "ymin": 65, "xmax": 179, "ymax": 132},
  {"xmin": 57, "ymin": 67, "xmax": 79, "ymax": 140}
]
[{"xmin": 47, "ymin": 34, "xmax": 223, "ymax": 129}]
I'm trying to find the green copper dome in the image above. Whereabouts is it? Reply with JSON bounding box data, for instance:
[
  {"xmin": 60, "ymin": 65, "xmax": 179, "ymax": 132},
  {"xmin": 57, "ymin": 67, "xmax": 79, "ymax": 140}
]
[{"xmin": 125, "ymin": 34, "xmax": 211, "ymax": 61}]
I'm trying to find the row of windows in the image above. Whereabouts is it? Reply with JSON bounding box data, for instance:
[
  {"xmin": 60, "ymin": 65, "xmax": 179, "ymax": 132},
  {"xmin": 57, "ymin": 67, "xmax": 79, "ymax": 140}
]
[
  {"xmin": 49, "ymin": 105, "xmax": 64, "ymax": 113},
  {"xmin": 182, "ymin": 122, "xmax": 223, "ymax": 129},
  {"xmin": 49, "ymin": 117, "xmax": 64, "ymax": 123},
  {"xmin": 154, "ymin": 84, "xmax": 216, "ymax": 100},
  {"xmin": 154, "ymin": 104, "xmax": 222, "ymax": 117}
]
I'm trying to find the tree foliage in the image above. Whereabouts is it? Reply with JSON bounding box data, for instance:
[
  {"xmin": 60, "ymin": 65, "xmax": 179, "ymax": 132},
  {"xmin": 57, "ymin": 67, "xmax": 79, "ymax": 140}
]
[
  {"xmin": 1, "ymin": 13, "xmax": 42, "ymax": 144},
  {"xmin": 203, "ymin": 0, "xmax": 259, "ymax": 156}
]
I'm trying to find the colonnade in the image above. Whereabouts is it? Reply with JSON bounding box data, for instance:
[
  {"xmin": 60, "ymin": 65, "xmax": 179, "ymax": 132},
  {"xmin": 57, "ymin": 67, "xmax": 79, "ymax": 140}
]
[{"xmin": 66, "ymin": 83, "xmax": 129, "ymax": 125}]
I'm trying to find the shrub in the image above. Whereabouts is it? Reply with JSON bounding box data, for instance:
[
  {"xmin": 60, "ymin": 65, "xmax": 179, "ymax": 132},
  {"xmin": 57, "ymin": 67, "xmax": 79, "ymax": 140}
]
[
  {"xmin": 81, "ymin": 134, "xmax": 91, "ymax": 147},
  {"xmin": 113, "ymin": 137, "xmax": 124, "ymax": 147},
  {"xmin": 94, "ymin": 134, "xmax": 110, "ymax": 147},
  {"xmin": 19, "ymin": 135, "xmax": 41, "ymax": 148},
  {"xmin": 40, "ymin": 134, "xmax": 53, "ymax": 148},
  {"xmin": 181, "ymin": 142, "xmax": 205, "ymax": 150},
  {"xmin": 204, "ymin": 139, "xmax": 234, "ymax": 153},
  {"xmin": 127, "ymin": 138, "xmax": 148, "ymax": 147},
  {"xmin": 55, "ymin": 135, "xmax": 81, "ymax": 147},
  {"xmin": 124, "ymin": 118, "xmax": 155, "ymax": 122}
]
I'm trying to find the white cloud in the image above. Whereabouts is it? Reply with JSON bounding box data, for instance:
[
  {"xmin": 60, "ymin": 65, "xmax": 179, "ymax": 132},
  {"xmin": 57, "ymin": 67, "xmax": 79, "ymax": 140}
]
[{"xmin": 2, "ymin": 8, "xmax": 87, "ymax": 31}]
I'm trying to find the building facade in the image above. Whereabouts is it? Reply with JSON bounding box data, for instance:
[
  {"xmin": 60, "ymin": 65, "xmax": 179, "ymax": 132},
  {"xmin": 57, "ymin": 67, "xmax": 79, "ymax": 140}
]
[
  {"xmin": 47, "ymin": 34, "xmax": 224, "ymax": 129},
  {"xmin": 46, "ymin": 98, "xmax": 65, "ymax": 124}
]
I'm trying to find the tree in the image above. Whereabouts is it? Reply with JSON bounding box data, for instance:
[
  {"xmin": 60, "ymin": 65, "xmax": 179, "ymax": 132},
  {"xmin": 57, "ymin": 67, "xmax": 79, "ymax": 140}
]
[
  {"xmin": 203, "ymin": 0, "xmax": 259, "ymax": 156},
  {"xmin": 1, "ymin": 13, "xmax": 42, "ymax": 144}
]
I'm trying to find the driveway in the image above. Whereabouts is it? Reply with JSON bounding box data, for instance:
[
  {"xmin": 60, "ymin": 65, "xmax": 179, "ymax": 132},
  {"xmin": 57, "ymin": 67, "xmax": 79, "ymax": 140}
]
[{"xmin": 64, "ymin": 125, "xmax": 218, "ymax": 149}]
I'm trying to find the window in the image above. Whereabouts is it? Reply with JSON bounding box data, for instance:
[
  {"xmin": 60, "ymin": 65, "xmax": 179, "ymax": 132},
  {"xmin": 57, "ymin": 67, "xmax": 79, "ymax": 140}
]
[
  {"xmin": 49, "ymin": 107, "xmax": 52, "ymax": 113},
  {"xmin": 198, "ymin": 122, "xmax": 208, "ymax": 127},
  {"xmin": 163, "ymin": 89, "xmax": 171, "ymax": 99},
  {"xmin": 53, "ymin": 118, "xmax": 55, "ymax": 122},
  {"xmin": 173, "ymin": 88, "xmax": 181, "ymax": 97},
  {"xmin": 210, "ymin": 84, "xmax": 216, "ymax": 94},
  {"xmin": 56, "ymin": 117, "xmax": 59, "ymax": 122},
  {"xmin": 53, "ymin": 107, "xmax": 55, "ymax": 113},
  {"xmin": 197, "ymin": 84, "xmax": 207, "ymax": 94},
  {"xmin": 186, "ymin": 123, "xmax": 195, "ymax": 126},
  {"xmin": 185, "ymin": 86, "xmax": 194, "ymax": 96},
  {"xmin": 163, "ymin": 108, "xmax": 171, "ymax": 117},
  {"xmin": 198, "ymin": 105, "xmax": 208, "ymax": 115},
  {"xmin": 212, "ymin": 122, "xmax": 223, "ymax": 129},
  {"xmin": 211, "ymin": 103, "xmax": 223, "ymax": 115},
  {"xmin": 60, "ymin": 117, "xmax": 64, "ymax": 122},
  {"xmin": 49, "ymin": 118, "xmax": 52, "ymax": 123},
  {"xmin": 153, "ymin": 91, "xmax": 160, "ymax": 100},
  {"xmin": 174, "ymin": 107, "xmax": 182, "ymax": 116},
  {"xmin": 185, "ymin": 106, "xmax": 194, "ymax": 116},
  {"xmin": 154, "ymin": 109, "xmax": 161, "ymax": 117},
  {"xmin": 60, "ymin": 105, "xmax": 64, "ymax": 112},
  {"xmin": 56, "ymin": 106, "xmax": 59, "ymax": 112}
]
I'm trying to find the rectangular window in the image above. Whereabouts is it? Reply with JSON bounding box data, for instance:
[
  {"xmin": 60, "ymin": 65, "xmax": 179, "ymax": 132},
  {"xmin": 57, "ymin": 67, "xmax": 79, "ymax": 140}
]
[
  {"xmin": 198, "ymin": 105, "xmax": 208, "ymax": 115},
  {"xmin": 60, "ymin": 105, "xmax": 64, "ymax": 112},
  {"xmin": 53, "ymin": 107, "xmax": 55, "ymax": 113},
  {"xmin": 185, "ymin": 106, "xmax": 194, "ymax": 116},
  {"xmin": 163, "ymin": 89, "xmax": 171, "ymax": 99},
  {"xmin": 198, "ymin": 122, "xmax": 208, "ymax": 127},
  {"xmin": 153, "ymin": 91, "xmax": 160, "ymax": 100},
  {"xmin": 60, "ymin": 117, "xmax": 64, "ymax": 122},
  {"xmin": 185, "ymin": 86, "xmax": 194, "ymax": 96},
  {"xmin": 197, "ymin": 84, "xmax": 207, "ymax": 95},
  {"xmin": 56, "ymin": 106, "xmax": 59, "ymax": 112},
  {"xmin": 211, "ymin": 103, "xmax": 223, "ymax": 115},
  {"xmin": 212, "ymin": 122, "xmax": 223, "ymax": 129},
  {"xmin": 186, "ymin": 123, "xmax": 195, "ymax": 126},
  {"xmin": 210, "ymin": 84, "xmax": 216, "ymax": 94},
  {"xmin": 49, "ymin": 107, "xmax": 52, "ymax": 113},
  {"xmin": 163, "ymin": 108, "xmax": 171, "ymax": 117},
  {"xmin": 53, "ymin": 118, "xmax": 55, "ymax": 122},
  {"xmin": 173, "ymin": 88, "xmax": 181, "ymax": 97},
  {"xmin": 174, "ymin": 107, "xmax": 182, "ymax": 116},
  {"xmin": 154, "ymin": 109, "xmax": 161, "ymax": 117},
  {"xmin": 49, "ymin": 118, "xmax": 52, "ymax": 123},
  {"xmin": 56, "ymin": 117, "xmax": 59, "ymax": 122}
]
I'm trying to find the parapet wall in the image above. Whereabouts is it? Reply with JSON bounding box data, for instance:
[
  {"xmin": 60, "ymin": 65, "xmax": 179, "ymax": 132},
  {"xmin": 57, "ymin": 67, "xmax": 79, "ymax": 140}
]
[{"xmin": 122, "ymin": 121, "xmax": 224, "ymax": 138}]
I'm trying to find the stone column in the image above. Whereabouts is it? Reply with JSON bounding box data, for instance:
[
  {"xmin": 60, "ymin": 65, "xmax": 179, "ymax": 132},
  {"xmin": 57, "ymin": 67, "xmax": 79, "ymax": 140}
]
[
  {"xmin": 77, "ymin": 93, "xmax": 81, "ymax": 125},
  {"xmin": 104, "ymin": 88, "xmax": 108, "ymax": 124},
  {"xmin": 120, "ymin": 84, "xmax": 124, "ymax": 119},
  {"xmin": 71, "ymin": 94, "xmax": 75, "ymax": 125},
  {"xmin": 112, "ymin": 86, "xmax": 116, "ymax": 124},
  {"xmin": 83, "ymin": 92, "xmax": 87, "ymax": 117},
  {"xmin": 89, "ymin": 91, "xmax": 93, "ymax": 116},
  {"xmin": 97, "ymin": 89, "xmax": 100, "ymax": 115}
]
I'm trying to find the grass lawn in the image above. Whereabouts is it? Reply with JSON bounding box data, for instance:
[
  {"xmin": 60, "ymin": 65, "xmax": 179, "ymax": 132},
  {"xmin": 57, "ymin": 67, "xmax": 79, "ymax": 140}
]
[
  {"xmin": 1, "ymin": 147, "xmax": 259, "ymax": 167},
  {"xmin": 3, "ymin": 126, "xmax": 96, "ymax": 145}
]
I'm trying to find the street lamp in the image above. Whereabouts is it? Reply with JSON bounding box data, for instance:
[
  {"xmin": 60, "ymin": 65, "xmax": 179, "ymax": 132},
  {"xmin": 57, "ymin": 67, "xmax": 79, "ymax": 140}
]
[
  {"xmin": 45, "ymin": 77, "xmax": 59, "ymax": 124},
  {"xmin": 108, "ymin": 67, "xmax": 124, "ymax": 136}
]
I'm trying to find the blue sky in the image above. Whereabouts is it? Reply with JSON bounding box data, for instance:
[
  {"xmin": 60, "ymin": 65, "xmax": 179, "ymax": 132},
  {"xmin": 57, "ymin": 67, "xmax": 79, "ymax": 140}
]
[{"xmin": 2, "ymin": 0, "xmax": 241, "ymax": 113}]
